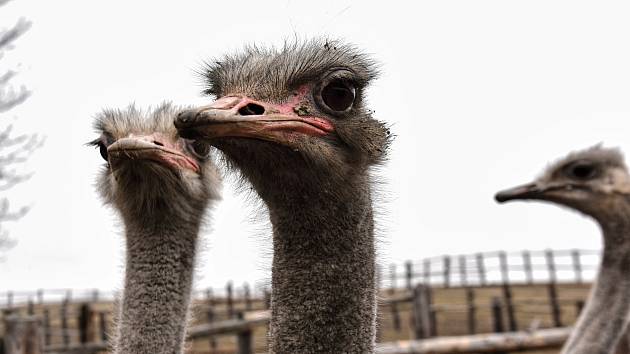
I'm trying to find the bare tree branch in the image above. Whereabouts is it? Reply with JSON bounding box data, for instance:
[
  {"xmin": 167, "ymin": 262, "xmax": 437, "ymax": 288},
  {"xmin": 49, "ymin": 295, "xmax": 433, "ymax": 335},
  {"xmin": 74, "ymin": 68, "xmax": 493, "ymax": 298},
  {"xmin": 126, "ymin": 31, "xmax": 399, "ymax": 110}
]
[
  {"xmin": 0, "ymin": 1, "xmax": 38, "ymax": 255},
  {"xmin": 0, "ymin": 83, "xmax": 30, "ymax": 112},
  {"xmin": 0, "ymin": 70, "xmax": 16, "ymax": 85},
  {"xmin": 0, "ymin": 18, "xmax": 31, "ymax": 52}
]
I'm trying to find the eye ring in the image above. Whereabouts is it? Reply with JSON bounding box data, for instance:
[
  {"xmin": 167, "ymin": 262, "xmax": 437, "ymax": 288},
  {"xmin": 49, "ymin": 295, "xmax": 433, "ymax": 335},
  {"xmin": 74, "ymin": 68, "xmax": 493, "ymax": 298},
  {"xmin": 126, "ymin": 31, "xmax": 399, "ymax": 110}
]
[
  {"xmin": 315, "ymin": 71, "xmax": 357, "ymax": 114},
  {"xmin": 566, "ymin": 161, "xmax": 598, "ymax": 180}
]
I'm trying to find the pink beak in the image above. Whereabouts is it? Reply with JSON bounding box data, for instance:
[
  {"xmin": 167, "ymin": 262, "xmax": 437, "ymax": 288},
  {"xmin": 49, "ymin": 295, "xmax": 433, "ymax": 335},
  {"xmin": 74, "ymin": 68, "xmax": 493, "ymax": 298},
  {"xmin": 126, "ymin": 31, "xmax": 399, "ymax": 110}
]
[
  {"xmin": 175, "ymin": 95, "xmax": 334, "ymax": 146},
  {"xmin": 108, "ymin": 134, "xmax": 199, "ymax": 173}
]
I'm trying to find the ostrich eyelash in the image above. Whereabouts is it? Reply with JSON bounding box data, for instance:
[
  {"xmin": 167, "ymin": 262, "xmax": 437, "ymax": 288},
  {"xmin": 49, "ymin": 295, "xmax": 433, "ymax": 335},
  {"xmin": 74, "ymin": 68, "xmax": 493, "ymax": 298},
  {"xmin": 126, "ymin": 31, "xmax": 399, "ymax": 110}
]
[{"xmin": 86, "ymin": 138, "xmax": 102, "ymax": 147}]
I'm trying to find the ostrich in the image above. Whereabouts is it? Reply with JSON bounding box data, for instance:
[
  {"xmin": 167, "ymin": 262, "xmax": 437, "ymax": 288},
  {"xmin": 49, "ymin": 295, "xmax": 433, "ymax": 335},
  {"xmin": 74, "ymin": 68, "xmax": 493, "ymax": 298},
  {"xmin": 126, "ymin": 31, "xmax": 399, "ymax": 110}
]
[
  {"xmin": 175, "ymin": 40, "xmax": 391, "ymax": 353},
  {"xmin": 495, "ymin": 146, "xmax": 630, "ymax": 354},
  {"xmin": 89, "ymin": 103, "xmax": 221, "ymax": 354}
]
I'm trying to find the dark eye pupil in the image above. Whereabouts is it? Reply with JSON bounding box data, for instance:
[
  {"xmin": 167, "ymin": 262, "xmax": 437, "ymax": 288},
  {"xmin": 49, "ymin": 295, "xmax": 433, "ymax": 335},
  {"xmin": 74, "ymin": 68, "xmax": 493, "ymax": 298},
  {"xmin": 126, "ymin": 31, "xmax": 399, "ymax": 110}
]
[
  {"xmin": 99, "ymin": 143, "xmax": 108, "ymax": 161},
  {"xmin": 321, "ymin": 81, "xmax": 355, "ymax": 111},
  {"xmin": 192, "ymin": 141, "xmax": 210, "ymax": 157},
  {"xmin": 571, "ymin": 164, "xmax": 595, "ymax": 179}
]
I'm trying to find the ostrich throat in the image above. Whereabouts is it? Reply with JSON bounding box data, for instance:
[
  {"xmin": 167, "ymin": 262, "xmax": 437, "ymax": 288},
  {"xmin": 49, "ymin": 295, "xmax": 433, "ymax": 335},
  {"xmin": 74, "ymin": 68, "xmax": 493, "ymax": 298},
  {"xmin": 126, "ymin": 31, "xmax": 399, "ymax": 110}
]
[
  {"xmin": 562, "ymin": 200, "xmax": 630, "ymax": 354},
  {"xmin": 115, "ymin": 209, "xmax": 201, "ymax": 354},
  {"xmin": 267, "ymin": 173, "xmax": 377, "ymax": 353}
]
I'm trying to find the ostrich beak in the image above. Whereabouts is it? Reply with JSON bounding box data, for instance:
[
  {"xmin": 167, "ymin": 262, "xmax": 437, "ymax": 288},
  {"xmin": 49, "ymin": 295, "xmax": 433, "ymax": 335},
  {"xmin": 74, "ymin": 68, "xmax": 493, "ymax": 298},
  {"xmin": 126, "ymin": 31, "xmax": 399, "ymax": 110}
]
[
  {"xmin": 495, "ymin": 183, "xmax": 543, "ymax": 203},
  {"xmin": 175, "ymin": 96, "xmax": 334, "ymax": 145},
  {"xmin": 108, "ymin": 135, "xmax": 199, "ymax": 173}
]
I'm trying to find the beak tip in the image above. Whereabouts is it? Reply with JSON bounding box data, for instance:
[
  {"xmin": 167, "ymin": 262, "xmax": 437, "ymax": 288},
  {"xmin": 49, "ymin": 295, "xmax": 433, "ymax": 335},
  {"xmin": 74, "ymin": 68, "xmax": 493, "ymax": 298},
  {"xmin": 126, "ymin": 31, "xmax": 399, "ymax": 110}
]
[
  {"xmin": 494, "ymin": 192, "xmax": 513, "ymax": 203},
  {"xmin": 494, "ymin": 183, "xmax": 540, "ymax": 204},
  {"xmin": 175, "ymin": 110, "xmax": 196, "ymax": 127}
]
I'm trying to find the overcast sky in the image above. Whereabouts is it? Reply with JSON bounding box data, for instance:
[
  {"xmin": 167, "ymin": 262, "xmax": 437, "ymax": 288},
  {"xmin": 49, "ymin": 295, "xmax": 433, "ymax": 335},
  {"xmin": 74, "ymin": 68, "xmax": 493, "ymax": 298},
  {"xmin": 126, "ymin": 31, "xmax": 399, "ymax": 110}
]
[{"xmin": 0, "ymin": 0, "xmax": 629, "ymax": 297}]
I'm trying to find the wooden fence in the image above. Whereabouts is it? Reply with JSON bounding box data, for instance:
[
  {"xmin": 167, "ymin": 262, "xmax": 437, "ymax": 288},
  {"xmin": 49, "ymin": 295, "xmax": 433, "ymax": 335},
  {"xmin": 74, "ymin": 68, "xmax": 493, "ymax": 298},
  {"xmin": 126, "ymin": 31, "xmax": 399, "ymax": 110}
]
[
  {"xmin": 382, "ymin": 248, "xmax": 599, "ymax": 290},
  {"xmin": 0, "ymin": 249, "xmax": 601, "ymax": 354}
]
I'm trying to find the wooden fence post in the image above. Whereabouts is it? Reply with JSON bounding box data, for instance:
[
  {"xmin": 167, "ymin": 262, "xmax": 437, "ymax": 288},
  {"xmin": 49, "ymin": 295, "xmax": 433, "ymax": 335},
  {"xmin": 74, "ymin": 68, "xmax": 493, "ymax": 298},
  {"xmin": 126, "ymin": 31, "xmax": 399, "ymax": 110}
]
[
  {"xmin": 226, "ymin": 281, "xmax": 234, "ymax": 318},
  {"xmin": 459, "ymin": 255, "xmax": 468, "ymax": 287},
  {"xmin": 412, "ymin": 284, "xmax": 433, "ymax": 339},
  {"xmin": 78, "ymin": 303, "xmax": 94, "ymax": 343},
  {"xmin": 545, "ymin": 249, "xmax": 563, "ymax": 327},
  {"xmin": 466, "ymin": 287, "xmax": 476, "ymax": 334},
  {"xmin": 423, "ymin": 259, "xmax": 431, "ymax": 285},
  {"xmin": 499, "ymin": 252, "xmax": 517, "ymax": 331},
  {"xmin": 99, "ymin": 312, "xmax": 107, "ymax": 342},
  {"xmin": 236, "ymin": 312, "xmax": 253, "ymax": 354},
  {"xmin": 207, "ymin": 307, "xmax": 218, "ymax": 352},
  {"xmin": 61, "ymin": 300, "xmax": 70, "ymax": 346},
  {"xmin": 548, "ymin": 281, "xmax": 562, "ymax": 327},
  {"xmin": 389, "ymin": 263, "xmax": 401, "ymax": 332},
  {"xmin": 27, "ymin": 301, "xmax": 33, "ymax": 316},
  {"xmin": 522, "ymin": 250, "xmax": 533, "ymax": 284},
  {"xmin": 491, "ymin": 297, "xmax": 504, "ymax": 333},
  {"xmin": 243, "ymin": 283, "xmax": 252, "ymax": 311},
  {"xmin": 443, "ymin": 256, "xmax": 451, "ymax": 288},
  {"xmin": 36, "ymin": 290, "xmax": 43, "ymax": 305},
  {"xmin": 42, "ymin": 309, "xmax": 50, "ymax": 346},
  {"xmin": 389, "ymin": 264, "xmax": 397, "ymax": 290},
  {"xmin": 405, "ymin": 261, "xmax": 413, "ymax": 290},
  {"xmin": 571, "ymin": 249, "xmax": 583, "ymax": 283},
  {"xmin": 390, "ymin": 299, "xmax": 401, "ymax": 332},
  {"xmin": 491, "ymin": 298, "xmax": 508, "ymax": 354},
  {"xmin": 205, "ymin": 288, "xmax": 214, "ymax": 306},
  {"xmin": 476, "ymin": 253, "xmax": 486, "ymax": 286},
  {"xmin": 7, "ymin": 291, "xmax": 13, "ymax": 309},
  {"xmin": 4, "ymin": 315, "xmax": 44, "ymax": 354}
]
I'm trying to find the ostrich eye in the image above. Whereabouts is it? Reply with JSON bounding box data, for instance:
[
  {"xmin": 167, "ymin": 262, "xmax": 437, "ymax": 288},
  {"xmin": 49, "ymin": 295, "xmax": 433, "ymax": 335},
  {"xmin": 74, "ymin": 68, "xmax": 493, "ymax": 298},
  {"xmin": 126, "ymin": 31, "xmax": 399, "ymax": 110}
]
[
  {"xmin": 320, "ymin": 80, "xmax": 356, "ymax": 112},
  {"xmin": 88, "ymin": 137, "xmax": 110, "ymax": 162},
  {"xmin": 567, "ymin": 161, "xmax": 597, "ymax": 180},
  {"xmin": 190, "ymin": 141, "xmax": 210, "ymax": 158},
  {"xmin": 99, "ymin": 143, "xmax": 108, "ymax": 161}
]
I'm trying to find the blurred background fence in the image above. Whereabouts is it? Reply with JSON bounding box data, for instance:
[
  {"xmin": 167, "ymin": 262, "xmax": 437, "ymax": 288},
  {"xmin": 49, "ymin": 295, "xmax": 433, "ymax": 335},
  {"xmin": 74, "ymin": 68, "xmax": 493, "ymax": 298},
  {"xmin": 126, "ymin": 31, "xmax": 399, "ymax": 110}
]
[{"xmin": 0, "ymin": 248, "xmax": 601, "ymax": 354}]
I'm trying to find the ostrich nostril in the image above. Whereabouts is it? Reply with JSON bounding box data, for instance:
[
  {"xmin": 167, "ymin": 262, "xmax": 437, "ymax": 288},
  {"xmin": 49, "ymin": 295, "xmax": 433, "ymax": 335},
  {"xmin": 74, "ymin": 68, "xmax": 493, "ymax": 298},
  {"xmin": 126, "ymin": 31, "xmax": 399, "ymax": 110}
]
[
  {"xmin": 153, "ymin": 141, "xmax": 164, "ymax": 147},
  {"xmin": 238, "ymin": 103, "xmax": 265, "ymax": 116}
]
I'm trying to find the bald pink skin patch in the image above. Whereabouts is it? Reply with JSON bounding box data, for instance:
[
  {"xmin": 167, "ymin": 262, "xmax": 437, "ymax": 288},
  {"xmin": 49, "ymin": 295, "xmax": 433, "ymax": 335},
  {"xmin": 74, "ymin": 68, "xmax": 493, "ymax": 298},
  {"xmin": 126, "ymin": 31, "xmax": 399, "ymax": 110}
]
[
  {"xmin": 178, "ymin": 86, "xmax": 337, "ymax": 146},
  {"xmin": 214, "ymin": 86, "xmax": 335, "ymax": 135},
  {"xmin": 108, "ymin": 134, "xmax": 200, "ymax": 173}
]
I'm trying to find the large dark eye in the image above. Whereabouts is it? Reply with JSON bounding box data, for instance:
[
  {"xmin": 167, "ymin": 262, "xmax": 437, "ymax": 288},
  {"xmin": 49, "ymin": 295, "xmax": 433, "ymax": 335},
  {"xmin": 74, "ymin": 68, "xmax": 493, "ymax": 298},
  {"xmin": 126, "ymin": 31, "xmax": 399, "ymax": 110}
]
[
  {"xmin": 99, "ymin": 143, "xmax": 108, "ymax": 161},
  {"xmin": 567, "ymin": 161, "xmax": 598, "ymax": 180},
  {"xmin": 320, "ymin": 80, "xmax": 356, "ymax": 112},
  {"xmin": 190, "ymin": 140, "xmax": 210, "ymax": 159}
]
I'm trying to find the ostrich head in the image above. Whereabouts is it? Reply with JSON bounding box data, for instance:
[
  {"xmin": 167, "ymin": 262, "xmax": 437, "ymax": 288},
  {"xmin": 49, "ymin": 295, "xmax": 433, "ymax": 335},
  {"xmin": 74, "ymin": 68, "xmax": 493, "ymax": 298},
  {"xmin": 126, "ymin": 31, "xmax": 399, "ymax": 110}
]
[
  {"xmin": 175, "ymin": 40, "xmax": 391, "ymax": 203},
  {"xmin": 90, "ymin": 103, "xmax": 221, "ymax": 224},
  {"xmin": 495, "ymin": 146, "xmax": 630, "ymax": 221}
]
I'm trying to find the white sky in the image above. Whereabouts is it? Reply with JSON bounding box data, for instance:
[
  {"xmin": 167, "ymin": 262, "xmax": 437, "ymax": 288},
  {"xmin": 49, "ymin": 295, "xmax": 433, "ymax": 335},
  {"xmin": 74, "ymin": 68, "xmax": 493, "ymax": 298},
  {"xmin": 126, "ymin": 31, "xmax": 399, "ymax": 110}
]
[{"xmin": 0, "ymin": 0, "xmax": 629, "ymax": 297}]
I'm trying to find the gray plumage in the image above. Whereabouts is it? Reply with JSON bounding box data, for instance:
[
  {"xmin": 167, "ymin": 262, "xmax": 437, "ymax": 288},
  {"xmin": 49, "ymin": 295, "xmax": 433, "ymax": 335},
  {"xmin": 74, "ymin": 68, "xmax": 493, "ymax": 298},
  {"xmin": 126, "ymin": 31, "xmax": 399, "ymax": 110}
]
[
  {"xmin": 92, "ymin": 103, "xmax": 221, "ymax": 354},
  {"xmin": 177, "ymin": 39, "xmax": 391, "ymax": 353},
  {"xmin": 496, "ymin": 145, "xmax": 630, "ymax": 354}
]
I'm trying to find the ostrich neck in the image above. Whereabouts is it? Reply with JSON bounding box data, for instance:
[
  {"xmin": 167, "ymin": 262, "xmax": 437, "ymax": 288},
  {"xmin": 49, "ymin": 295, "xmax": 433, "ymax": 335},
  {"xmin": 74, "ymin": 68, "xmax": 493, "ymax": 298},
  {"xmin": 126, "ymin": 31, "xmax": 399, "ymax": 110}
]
[
  {"xmin": 114, "ymin": 216, "xmax": 201, "ymax": 354},
  {"xmin": 561, "ymin": 213, "xmax": 630, "ymax": 354},
  {"xmin": 267, "ymin": 175, "xmax": 376, "ymax": 354}
]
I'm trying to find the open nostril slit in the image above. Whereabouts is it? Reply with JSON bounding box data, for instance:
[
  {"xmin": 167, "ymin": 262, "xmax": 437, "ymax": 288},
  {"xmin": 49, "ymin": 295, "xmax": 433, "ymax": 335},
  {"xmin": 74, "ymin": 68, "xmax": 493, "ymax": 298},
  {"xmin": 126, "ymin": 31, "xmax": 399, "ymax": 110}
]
[
  {"xmin": 153, "ymin": 141, "xmax": 164, "ymax": 147},
  {"xmin": 238, "ymin": 103, "xmax": 265, "ymax": 116}
]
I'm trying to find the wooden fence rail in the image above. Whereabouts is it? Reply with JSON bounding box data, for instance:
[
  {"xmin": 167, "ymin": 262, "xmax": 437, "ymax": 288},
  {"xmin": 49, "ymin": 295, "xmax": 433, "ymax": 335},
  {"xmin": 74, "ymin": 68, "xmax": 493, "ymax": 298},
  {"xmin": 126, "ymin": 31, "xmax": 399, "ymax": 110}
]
[
  {"xmin": 375, "ymin": 327, "xmax": 571, "ymax": 354},
  {"xmin": 386, "ymin": 249, "xmax": 600, "ymax": 290},
  {"xmin": 1, "ymin": 314, "xmax": 571, "ymax": 354}
]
